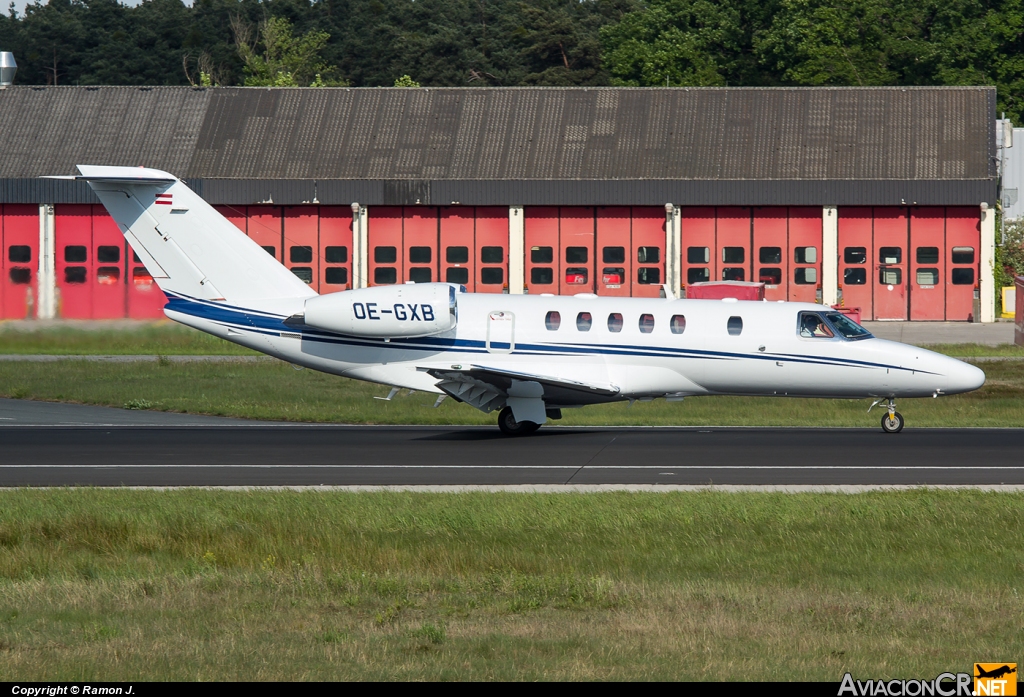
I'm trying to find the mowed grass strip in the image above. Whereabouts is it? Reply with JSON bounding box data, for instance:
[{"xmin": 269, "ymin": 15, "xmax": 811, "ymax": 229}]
[
  {"xmin": 0, "ymin": 490, "xmax": 1020, "ymax": 680},
  {"xmin": 1, "ymin": 358, "xmax": 1022, "ymax": 426},
  {"xmin": 0, "ymin": 322, "xmax": 257, "ymax": 356}
]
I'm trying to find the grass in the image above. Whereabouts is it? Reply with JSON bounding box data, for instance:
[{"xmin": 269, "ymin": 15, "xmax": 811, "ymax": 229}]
[
  {"xmin": 0, "ymin": 322, "xmax": 256, "ymax": 355},
  {"xmin": 0, "ymin": 357, "xmax": 1023, "ymax": 426},
  {"xmin": 0, "ymin": 490, "xmax": 1020, "ymax": 680}
]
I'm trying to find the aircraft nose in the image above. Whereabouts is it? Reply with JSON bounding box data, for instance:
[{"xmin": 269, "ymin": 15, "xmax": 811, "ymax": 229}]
[{"xmin": 943, "ymin": 358, "xmax": 986, "ymax": 394}]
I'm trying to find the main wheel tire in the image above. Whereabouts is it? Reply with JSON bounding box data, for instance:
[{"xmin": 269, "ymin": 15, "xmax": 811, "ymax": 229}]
[
  {"xmin": 881, "ymin": 411, "xmax": 905, "ymax": 433},
  {"xmin": 497, "ymin": 406, "xmax": 539, "ymax": 436}
]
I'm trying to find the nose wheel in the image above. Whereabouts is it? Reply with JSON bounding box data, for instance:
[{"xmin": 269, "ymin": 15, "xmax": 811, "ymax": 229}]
[
  {"xmin": 880, "ymin": 398, "xmax": 904, "ymax": 433},
  {"xmin": 497, "ymin": 406, "xmax": 541, "ymax": 436}
]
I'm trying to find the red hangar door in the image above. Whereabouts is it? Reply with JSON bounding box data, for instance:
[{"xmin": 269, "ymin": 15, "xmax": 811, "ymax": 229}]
[
  {"xmin": 630, "ymin": 208, "xmax": 665, "ymax": 298},
  {"xmin": 524, "ymin": 207, "xmax": 560, "ymax": 295},
  {"xmin": 788, "ymin": 207, "xmax": 822, "ymax": 303},
  {"xmin": 680, "ymin": 207, "xmax": 715, "ymax": 294},
  {"xmin": 945, "ymin": 208, "xmax": 980, "ymax": 321},
  {"xmin": 753, "ymin": 208, "xmax": 788, "ymax": 301},
  {"xmin": 837, "ymin": 208, "xmax": 874, "ymax": 319},
  {"xmin": 91, "ymin": 207, "xmax": 126, "ymax": 319},
  {"xmin": 596, "ymin": 207, "xmax": 631, "ymax": 297},
  {"xmin": 246, "ymin": 206, "xmax": 283, "ymax": 263},
  {"xmin": 440, "ymin": 208, "xmax": 475, "ymax": 290},
  {"xmin": 873, "ymin": 207, "xmax": 909, "ymax": 321},
  {"xmin": 54, "ymin": 205, "xmax": 93, "ymax": 319},
  {"xmin": 403, "ymin": 208, "xmax": 439, "ymax": 284},
  {"xmin": 319, "ymin": 207, "xmax": 353, "ymax": 292},
  {"xmin": 473, "ymin": 207, "xmax": 509, "ymax": 294},
  {"xmin": 368, "ymin": 207, "xmax": 403, "ymax": 286},
  {"xmin": 284, "ymin": 207, "xmax": 319, "ymax": 291},
  {"xmin": 1, "ymin": 205, "xmax": 39, "ymax": 319},
  {"xmin": 909, "ymin": 207, "xmax": 945, "ymax": 321},
  {"xmin": 558, "ymin": 208, "xmax": 595, "ymax": 296}
]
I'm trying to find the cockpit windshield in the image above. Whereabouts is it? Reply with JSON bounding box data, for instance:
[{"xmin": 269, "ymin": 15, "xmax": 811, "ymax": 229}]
[
  {"xmin": 798, "ymin": 312, "xmax": 834, "ymax": 338},
  {"xmin": 824, "ymin": 312, "xmax": 873, "ymax": 340}
]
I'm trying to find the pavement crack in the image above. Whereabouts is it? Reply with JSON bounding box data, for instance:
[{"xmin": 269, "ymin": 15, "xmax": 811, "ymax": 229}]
[{"xmin": 565, "ymin": 436, "xmax": 616, "ymax": 484}]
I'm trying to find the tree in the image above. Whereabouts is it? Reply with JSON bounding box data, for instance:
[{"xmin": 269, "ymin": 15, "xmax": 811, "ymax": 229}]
[{"xmin": 234, "ymin": 15, "xmax": 342, "ymax": 86}]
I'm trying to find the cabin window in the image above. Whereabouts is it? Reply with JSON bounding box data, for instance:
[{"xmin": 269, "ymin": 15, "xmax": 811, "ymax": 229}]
[
  {"xmin": 409, "ymin": 267, "xmax": 432, "ymax": 283},
  {"xmin": 637, "ymin": 247, "xmax": 660, "ymax": 264},
  {"xmin": 64, "ymin": 267, "xmax": 87, "ymax": 284},
  {"xmin": 759, "ymin": 268, "xmax": 781, "ymax": 285},
  {"xmin": 531, "ymin": 267, "xmax": 553, "ymax": 284},
  {"xmin": 798, "ymin": 312, "xmax": 834, "ymax": 338},
  {"xmin": 374, "ymin": 246, "xmax": 397, "ymax": 263},
  {"xmin": 565, "ymin": 247, "xmax": 588, "ymax": 263},
  {"xmin": 916, "ymin": 268, "xmax": 939, "ymax": 285},
  {"xmin": 262, "ymin": 246, "xmax": 276, "ymax": 257},
  {"xmin": 9, "ymin": 268, "xmax": 31, "ymax": 285},
  {"xmin": 844, "ymin": 247, "xmax": 867, "ymax": 264},
  {"xmin": 844, "ymin": 268, "xmax": 867, "ymax": 285},
  {"xmin": 576, "ymin": 312, "xmax": 592, "ymax": 331},
  {"xmin": 687, "ymin": 247, "xmax": 709, "ymax": 263},
  {"xmin": 291, "ymin": 267, "xmax": 313, "ymax": 284},
  {"xmin": 727, "ymin": 316, "xmax": 743, "ymax": 336},
  {"xmin": 7, "ymin": 245, "xmax": 30, "ymax": 263},
  {"xmin": 565, "ymin": 267, "xmax": 588, "ymax": 285},
  {"xmin": 794, "ymin": 247, "xmax": 817, "ymax": 264},
  {"xmin": 481, "ymin": 268, "xmax": 504, "ymax": 285},
  {"xmin": 794, "ymin": 268, "xmax": 817, "ymax": 284},
  {"xmin": 481, "ymin": 246, "xmax": 503, "ymax": 263},
  {"xmin": 325, "ymin": 246, "xmax": 348, "ymax": 263},
  {"xmin": 688, "ymin": 268, "xmax": 709, "ymax": 284},
  {"xmin": 722, "ymin": 268, "xmax": 745, "ymax": 281},
  {"xmin": 952, "ymin": 268, "xmax": 975, "ymax": 285},
  {"xmin": 97, "ymin": 245, "xmax": 121, "ymax": 263},
  {"xmin": 64, "ymin": 245, "xmax": 87, "ymax": 263},
  {"xmin": 879, "ymin": 247, "xmax": 902, "ymax": 264},
  {"xmin": 670, "ymin": 315, "xmax": 686, "ymax": 334},
  {"xmin": 951, "ymin": 246, "xmax": 975, "ymax": 264},
  {"xmin": 446, "ymin": 267, "xmax": 469, "ymax": 284},
  {"xmin": 722, "ymin": 247, "xmax": 745, "ymax": 264},
  {"xmin": 607, "ymin": 313, "xmax": 623, "ymax": 332},
  {"xmin": 531, "ymin": 246, "xmax": 553, "ymax": 263},
  {"xmin": 545, "ymin": 311, "xmax": 561, "ymax": 331},
  {"xmin": 879, "ymin": 267, "xmax": 902, "ymax": 285},
  {"xmin": 374, "ymin": 267, "xmax": 397, "ymax": 284},
  {"xmin": 325, "ymin": 267, "xmax": 348, "ymax": 285},
  {"xmin": 446, "ymin": 246, "xmax": 469, "ymax": 263},
  {"xmin": 602, "ymin": 268, "xmax": 625, "ymax": 285},
  {"xmin": 603, "ymin": 246, "xmax": 625, "ymax": 263},
  {"xmin": 637, "ymin": 268, "xmax": 661, "ymax": 284},
  {"xmin": 409, "ymin": 246, "xmax": 432, "ymax": 263},
  {"xmin": 289, "ymin": 246, "xmax": 313, "ymax": 263},
  {"xmin": 759, "ymin": 247, "xmax": 782, "ymax": 264},
  {"xmin": 916, "ymin": 247, "xmax": 940, "ymax": 264},
  {"xmin": 638, "ymin": 314, "xmax": 655, "ymax": 333}
]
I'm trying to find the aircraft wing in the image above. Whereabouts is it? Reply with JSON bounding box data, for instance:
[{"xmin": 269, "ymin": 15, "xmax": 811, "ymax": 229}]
[{"xmin": 420, "ymin": 364, "xmax": 620, "ymax": 411}]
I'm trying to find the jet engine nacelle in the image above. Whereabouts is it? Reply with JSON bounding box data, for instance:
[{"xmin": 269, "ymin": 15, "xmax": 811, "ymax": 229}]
[{"xmin": 302, "ymin": 283, "xmax": 458, "ymax": 338}]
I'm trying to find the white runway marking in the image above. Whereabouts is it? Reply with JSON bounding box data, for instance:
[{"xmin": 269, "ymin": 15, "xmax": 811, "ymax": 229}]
[{"xmin": 2, "ymin": 465, "xmax": 1023, "ymax": 470}]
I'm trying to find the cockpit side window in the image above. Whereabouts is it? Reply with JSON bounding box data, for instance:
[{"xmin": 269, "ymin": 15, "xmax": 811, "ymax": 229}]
[
  {"xmin": 797, "ymin": 312, "xmax": 834, "ymax": 338},
  {"xmin": 824, "ymin": 312, "xmax": 874, "ymax": 340}
]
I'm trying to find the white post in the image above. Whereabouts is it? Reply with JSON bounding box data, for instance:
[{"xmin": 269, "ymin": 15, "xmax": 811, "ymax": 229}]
[
  {"xmin": 509, "ymin": 205, "xmax": 524, "ymax": 294},
  {"xmin": 980, "ymin": 203, "xmax": 996, "ymax": 322},
  {"xmin": 664, "ymin": 203, "xmax": 681, "ymax": 297},
  {"xmin": 37, "ymin": 203, "xmax": 55, "ymax": 319},
  {"xmin": 351, "ymin": 203, "xmax": 368, "ymax": 289},
  {"xmin": 821, "ymin": 205, "xmax": 839, "ymax": 306}
]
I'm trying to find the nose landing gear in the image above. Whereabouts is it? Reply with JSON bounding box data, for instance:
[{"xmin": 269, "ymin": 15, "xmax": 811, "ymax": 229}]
[{"xmin": 880, "ymin": 398, "xmax": 904, "ymax": 434}]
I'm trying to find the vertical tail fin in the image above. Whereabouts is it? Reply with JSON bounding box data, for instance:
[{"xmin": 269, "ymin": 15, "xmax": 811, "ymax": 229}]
[{"xmin": 76, "ymin": 165, "xmax": 315, "ymax": 305}]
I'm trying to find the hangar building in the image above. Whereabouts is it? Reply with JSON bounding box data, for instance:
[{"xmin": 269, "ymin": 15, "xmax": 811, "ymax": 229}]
[{"xmin": 0, "ymin": 85, "xmax": 998, "ymax": 322}]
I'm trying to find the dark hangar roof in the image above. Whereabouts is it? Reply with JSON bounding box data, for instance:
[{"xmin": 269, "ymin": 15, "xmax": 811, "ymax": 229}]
[{"xmin": 0, "ymin": 85, "xmax": 997, "ymax": 206}]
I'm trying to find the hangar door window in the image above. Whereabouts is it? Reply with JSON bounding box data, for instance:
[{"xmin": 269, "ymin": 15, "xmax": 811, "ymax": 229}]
[
  {"xmin": 8, "ymin": 245, "xmax": 31, "ymax": 263},
  {"xmin": 844, "ymin": 268, "xmax": 867, "ymax": 285}
]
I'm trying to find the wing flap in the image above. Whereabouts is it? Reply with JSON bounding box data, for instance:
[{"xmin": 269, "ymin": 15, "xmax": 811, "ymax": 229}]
[{"xmin": 420, "ymin": 364, "xmax": 620, "ymax": 410}]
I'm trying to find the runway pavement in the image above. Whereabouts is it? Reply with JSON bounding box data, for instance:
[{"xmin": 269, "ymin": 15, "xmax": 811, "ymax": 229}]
[{"xmin": 1, "ymin": 399, "xmax": 1021, "ymax": 487}]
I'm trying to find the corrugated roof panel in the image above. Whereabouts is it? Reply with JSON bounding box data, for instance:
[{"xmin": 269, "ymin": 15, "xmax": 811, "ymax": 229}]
[
  {"xmin": 504, "ymin": 90, "xmax": 537, "ymax": 180},
  {"xmin": 477, "ymin": 90, "xmax": 513, "ymax": 179},
  {"xmin": 449, "ymin": 91, "xmax": 485, "ymax": 177},
  {"xmin": 531, "ymin": 91, "xmax": 564, "ymax": 179}
]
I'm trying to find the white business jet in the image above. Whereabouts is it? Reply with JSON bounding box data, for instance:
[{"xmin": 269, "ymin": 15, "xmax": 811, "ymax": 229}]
[{"xmin": 71, "ymin": 165, "xmax": 985, "ymax": 435}]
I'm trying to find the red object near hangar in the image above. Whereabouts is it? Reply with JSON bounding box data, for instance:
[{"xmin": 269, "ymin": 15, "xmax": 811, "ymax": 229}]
[{"xmin": 685, "ymin": 281, "xmax": 765, "ymax": 301}]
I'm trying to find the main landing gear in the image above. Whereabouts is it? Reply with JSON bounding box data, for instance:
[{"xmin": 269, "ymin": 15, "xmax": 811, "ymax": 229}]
[
  {"xmin": 880, "ymin": 398, "xmax": 904, "ymax": 434},
  {"xmin": 497, "ymin": 406, "xmax": 541, "ymax": 436}
]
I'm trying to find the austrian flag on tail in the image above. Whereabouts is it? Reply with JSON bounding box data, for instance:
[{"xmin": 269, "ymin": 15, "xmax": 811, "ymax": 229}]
[{"xmin": 155, "ymin": 193, "xmax": 172, "ymax": 205}]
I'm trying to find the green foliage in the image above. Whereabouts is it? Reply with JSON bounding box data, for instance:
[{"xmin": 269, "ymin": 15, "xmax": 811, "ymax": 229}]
[
  {"xmin": 996, "ymin": 219, "xmax": 1024, "ymax": 312},
  {"xmin": 393, "ymin": 73, "xmax": 419, "ymax": 87},
  {"xmin": 235, "ymin": 15, "xmax": 339, "ymax": 87}
]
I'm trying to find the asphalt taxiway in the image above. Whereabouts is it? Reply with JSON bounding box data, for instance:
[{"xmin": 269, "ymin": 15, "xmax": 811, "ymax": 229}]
[{"xmin": 1, "ymin": 399, "xmax": 1021, "ymax": 487}]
